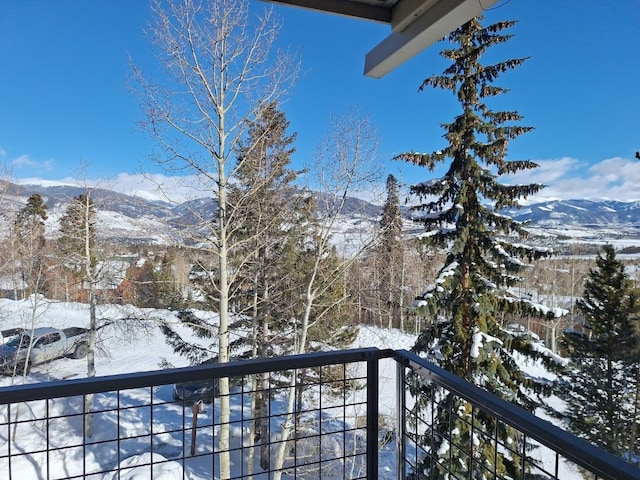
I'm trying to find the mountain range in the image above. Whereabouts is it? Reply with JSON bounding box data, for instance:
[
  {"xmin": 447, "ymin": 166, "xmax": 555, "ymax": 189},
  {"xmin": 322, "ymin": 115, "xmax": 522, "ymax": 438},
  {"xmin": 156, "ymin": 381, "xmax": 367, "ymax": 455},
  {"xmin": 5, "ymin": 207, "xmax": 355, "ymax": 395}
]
[{"xmin": 4, "ymin": 181, "xmax": 640, "ymax": 249}]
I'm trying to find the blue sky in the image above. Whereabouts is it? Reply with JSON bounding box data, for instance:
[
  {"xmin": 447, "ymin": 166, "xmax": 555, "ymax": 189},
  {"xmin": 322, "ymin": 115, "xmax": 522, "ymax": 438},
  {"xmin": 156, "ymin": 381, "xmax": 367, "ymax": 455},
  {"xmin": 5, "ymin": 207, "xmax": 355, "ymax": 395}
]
[{"xmin": 1, "ymin": 1, "xmax": 639, "ymax": 202}]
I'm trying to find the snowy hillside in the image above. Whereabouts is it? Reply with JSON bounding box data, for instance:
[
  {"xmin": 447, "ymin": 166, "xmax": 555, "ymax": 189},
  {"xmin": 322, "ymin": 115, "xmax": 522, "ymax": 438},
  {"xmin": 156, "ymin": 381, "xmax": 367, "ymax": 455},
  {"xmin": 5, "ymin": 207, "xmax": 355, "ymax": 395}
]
[{"xmin": 6, "ymin": 179, "xmax": 640, "ymax": 247}]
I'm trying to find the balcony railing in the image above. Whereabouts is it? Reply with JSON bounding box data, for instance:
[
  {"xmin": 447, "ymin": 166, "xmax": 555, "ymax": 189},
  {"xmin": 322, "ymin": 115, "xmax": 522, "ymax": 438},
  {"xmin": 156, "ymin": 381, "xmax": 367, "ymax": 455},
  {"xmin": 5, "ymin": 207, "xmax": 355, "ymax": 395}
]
[{"xmin": 0, "ymin": 348, "xmax": 637, "ymax": 479}]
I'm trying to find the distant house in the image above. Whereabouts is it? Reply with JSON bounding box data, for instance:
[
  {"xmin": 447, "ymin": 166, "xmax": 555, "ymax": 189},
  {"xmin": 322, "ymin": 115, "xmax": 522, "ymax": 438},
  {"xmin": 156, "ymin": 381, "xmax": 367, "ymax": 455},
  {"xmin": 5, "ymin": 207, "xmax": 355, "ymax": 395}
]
[
  {"xmin": 93, "ymin": 260, "xmax": 130, "ymax": 291},
  {"xmin": 0, "ymin": 272, "xmax": 28, "ymax": 300},
  {"xmin": 90, "ymin": 259, "xmax": 136, "ymax": 303}
]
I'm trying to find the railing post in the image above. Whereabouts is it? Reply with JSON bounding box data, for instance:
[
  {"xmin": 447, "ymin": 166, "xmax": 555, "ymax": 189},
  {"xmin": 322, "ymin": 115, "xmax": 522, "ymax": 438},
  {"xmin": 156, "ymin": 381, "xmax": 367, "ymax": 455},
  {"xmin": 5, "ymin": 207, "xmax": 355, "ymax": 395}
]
[
  {"xmin": 396, "ymin": 360, "xmax": 406, "ymax": 480},
  {"xmin": 367, "ymin": 357, "xmax": 379, "ymax": 479}
]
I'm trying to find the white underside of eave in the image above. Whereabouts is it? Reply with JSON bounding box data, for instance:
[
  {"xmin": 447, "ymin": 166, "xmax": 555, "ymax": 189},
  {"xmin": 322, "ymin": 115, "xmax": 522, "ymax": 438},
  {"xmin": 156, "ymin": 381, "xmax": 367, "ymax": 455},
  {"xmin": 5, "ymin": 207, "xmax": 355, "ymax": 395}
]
[{"xmin": 364, "ymin": 0, "xmax": 500, "ymax": 78}]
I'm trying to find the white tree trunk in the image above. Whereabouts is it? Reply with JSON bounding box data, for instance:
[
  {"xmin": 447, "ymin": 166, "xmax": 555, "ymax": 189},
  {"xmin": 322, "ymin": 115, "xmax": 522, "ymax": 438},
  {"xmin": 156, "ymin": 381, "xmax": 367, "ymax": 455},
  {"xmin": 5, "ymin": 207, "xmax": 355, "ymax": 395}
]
[
  {"xmin": 84, "ymin": 281, "xmax": 97, "ymax": 438},
  {"xmin": 217, "ymin": 167, "xmax": 232, "ymax": 477},
  {"xmin": 82, "ymin": 192, "xmax": 98, "ymax": 439},
  {"xmin": 135, "ymin": 2, "xmax": 297, "ymax": 476},
  {"xmin": 399, "ymin": 253, "xmax": 406, "ymax": 332}
]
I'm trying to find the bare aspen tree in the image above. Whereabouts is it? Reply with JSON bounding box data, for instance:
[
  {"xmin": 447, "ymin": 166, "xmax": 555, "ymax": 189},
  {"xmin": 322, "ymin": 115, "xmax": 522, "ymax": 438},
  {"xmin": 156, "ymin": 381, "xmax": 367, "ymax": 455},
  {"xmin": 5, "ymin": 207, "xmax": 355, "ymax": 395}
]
[
  {"xmin": 297, "ymin": 111, "xmax": 382, "ymax": 353},
  {"xmin": 0, "ymin": 170, "xmax": 22, "ymax": 301},
  {"xmin": 133, "ymin": 0, "xmax": 297, "ymax": 476},
  {"xmin": 272, "ymin": 111, "xmax": 382, "ymax": 478},
  {"xmin": 58, "ymin": 189, "xmax": 99, "ymax": 437},
  {"xmin": 80, "ymin": 194, "xmax": 98, "ymax": 438}
]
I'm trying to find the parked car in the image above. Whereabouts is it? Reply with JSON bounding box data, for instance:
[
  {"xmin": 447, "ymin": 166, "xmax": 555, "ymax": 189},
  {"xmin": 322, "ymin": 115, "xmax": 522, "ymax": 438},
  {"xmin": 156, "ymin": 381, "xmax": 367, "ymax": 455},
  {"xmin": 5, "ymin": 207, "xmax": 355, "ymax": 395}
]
[
  {"xmin": 173, "ymin": 357, "xmax": 218, "ymax": 402},
  {"xmin": 172, "ymin": 356, "xmax": 243, "ymax": 403},
  {"xmin": 0, "ymin": 327, "xmax": 90, "ymax": 374}
]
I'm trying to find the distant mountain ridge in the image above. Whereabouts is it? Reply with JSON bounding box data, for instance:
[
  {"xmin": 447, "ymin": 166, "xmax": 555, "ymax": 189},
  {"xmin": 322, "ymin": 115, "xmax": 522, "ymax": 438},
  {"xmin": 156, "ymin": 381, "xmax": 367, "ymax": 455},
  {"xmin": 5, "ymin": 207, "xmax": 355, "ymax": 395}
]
[
  {"xmin": 502, "ymin": 199, "xmax": 640, "ymax": 226},
  {"xmin": 5, "ymin": 181, "xmax": 640, "ymax": 246}
]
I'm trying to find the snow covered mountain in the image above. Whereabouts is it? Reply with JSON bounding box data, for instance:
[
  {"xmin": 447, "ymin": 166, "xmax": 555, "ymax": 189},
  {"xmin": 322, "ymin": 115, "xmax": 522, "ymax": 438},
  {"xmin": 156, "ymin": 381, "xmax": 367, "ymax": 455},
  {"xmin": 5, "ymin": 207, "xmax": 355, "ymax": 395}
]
[
  {"xmin": 502, "ymin": 199, "xmax": 640, "ymax": 227},
  {"xmin": 6, "ymin": 181, "xmax": 640, "ymax": 247}
]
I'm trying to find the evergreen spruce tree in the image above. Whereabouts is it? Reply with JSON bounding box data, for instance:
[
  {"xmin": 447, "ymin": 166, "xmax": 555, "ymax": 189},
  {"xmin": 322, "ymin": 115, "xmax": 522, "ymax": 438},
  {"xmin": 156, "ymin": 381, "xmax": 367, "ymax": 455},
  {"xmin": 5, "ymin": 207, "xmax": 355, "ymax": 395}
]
[
  {"xmin": 560, "ymin": 244, "xmax": 640, "ymax": 460},
  {"xmin": 227, "ymin": 100, "xmax": 355, "ymax": 355},
  {"xmin": 376, "ymin": 174, "xmax": 405, "ymax": 328},
  {"xmin": 16, "ymin": 193, "xmax": 48, "ymax": 231},
  {"xmin": 395, "ymin": 17, "xmax": 565, "ymax": 479},
  {"xmin": 380, "ymin": 174, "xmax": 403, "ymax": 246},
  {"xmin": 160, "ymin": 102, "xmax": 311, "ymax": 361},
  {"xmin": 229, "ymin": 100, "xmax": 307, "ymax": 360},
  {"xmin": 58, "ymin": 194, "xmax": 96, "ymax": 270},
  {"xmin": 14, "ymin": 193, "xmax": 49, "ymax": 294},
  {"xmin": 228, "ymin": 102, "xmax": 302, "ymax": 471}
]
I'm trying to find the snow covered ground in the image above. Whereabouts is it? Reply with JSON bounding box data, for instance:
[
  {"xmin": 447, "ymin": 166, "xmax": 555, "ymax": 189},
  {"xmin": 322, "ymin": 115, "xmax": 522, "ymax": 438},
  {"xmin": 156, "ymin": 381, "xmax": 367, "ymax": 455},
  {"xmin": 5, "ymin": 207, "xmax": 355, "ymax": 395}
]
[
  {"xmin": 0, "ymin": 297, "xmax": 590, "ymax": 479},
  {"xmin": 0, "ymin": 298, "xmax": 418, "ymax": 479}
]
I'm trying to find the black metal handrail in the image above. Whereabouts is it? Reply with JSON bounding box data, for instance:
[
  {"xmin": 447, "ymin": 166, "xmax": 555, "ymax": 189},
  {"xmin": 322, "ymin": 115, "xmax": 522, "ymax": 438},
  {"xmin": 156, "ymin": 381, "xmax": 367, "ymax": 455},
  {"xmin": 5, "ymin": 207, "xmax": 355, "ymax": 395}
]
[
  {"xmin": 0, "ymin": 347, "xmax": 638, "ymax": 479},
  {"xmin": 1, "ymin": 347, "xmax": 391, "ymax": 480},
  {"xmin": 393, "ymin": 349, "xmax": 640, "ymax": 480},
  {"xmin": 0, "ymin": 347, "xmax": 392, "ymax": 403}
]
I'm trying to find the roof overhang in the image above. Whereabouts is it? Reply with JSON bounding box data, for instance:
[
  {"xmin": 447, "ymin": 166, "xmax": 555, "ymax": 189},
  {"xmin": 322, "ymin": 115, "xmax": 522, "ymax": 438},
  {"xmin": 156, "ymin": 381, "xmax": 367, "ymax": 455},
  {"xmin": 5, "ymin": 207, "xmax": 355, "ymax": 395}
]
[{"xmin": 262, "ymin": 0, "xmax": 500, "ymax": 78}]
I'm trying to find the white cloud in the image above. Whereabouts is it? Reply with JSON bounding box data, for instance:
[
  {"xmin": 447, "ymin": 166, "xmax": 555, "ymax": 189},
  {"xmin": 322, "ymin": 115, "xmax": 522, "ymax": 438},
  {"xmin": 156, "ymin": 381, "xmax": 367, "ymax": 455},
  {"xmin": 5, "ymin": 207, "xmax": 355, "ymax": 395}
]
[
  {"xmin": 11, "ymin": 153, "xmax": 53, "ymax": 171},
  {"xmin": 12, "ymin": 154, "xmax": 35, "ymax": 167},
  {"xmin": 507, "ymin": 155, "xmax": 640, "ymax": 203},
  {"xmin": 507, "ymin": 157, "xmax": 583, "ymax": 185}
]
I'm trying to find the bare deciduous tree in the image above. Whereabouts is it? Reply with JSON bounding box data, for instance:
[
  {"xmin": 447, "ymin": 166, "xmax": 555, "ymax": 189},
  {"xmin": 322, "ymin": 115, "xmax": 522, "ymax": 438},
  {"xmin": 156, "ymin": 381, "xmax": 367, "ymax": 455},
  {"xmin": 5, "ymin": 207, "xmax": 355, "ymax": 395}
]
[
  {"xmin": 58, "ymin": 189, "xmax": 100, "ymax": 436},
  {"xmin": 272, "ymin": 111, "xmax": 383, "ymax": 478},
  {"xmin": 133, "ymin": 0, "xmax": 297, "ymax": 475}
]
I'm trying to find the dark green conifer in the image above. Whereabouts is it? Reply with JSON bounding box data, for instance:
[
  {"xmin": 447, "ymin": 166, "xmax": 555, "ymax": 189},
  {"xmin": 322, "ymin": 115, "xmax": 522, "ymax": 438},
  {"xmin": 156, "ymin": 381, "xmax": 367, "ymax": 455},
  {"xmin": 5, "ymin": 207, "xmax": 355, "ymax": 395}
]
[
  {"xmin": 396, "ymin": 16, "xmax": 564, "ymax": 478},
  {"xmin": 377, "ymin": 174, "xmax": 404, "ymax": 328},
  {"xmin": 15, "ymin": 193, "xmax": 48, "ymax": 242},
  {"xmin": 58, "ymin": 194, "xmax": 96, "ymax": 269},
  {"xmin": 160, "ymin": 101, "xmax": 308, "ymax": 365},
  {"xmin": 560, "ymin": 244, "xmax": 640, "ymax": 460},
  {"xmin": 229, "ymin": 100, "xmax": 306, "ymax": 358},
  {"xmin": 14, "ymin": 193, "xmax": 49, "ymax": 294},
  {"xmin": 380, "ymin": 174, "xmax": 403, "ymax": 247}
]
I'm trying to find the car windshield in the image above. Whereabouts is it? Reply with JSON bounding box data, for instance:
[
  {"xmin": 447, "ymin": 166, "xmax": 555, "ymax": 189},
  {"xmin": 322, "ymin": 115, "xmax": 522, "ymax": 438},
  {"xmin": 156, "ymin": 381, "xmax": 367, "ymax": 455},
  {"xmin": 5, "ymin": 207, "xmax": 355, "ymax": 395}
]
[{"xmin": 5, "ymin": 335, "xmax": 31, "ymax": 348}]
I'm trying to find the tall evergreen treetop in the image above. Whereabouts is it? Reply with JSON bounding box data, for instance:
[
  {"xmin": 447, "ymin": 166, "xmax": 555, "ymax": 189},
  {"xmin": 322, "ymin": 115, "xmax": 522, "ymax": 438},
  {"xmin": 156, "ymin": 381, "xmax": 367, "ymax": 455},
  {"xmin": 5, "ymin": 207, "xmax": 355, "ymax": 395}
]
[
  {"xmin": 376, "ymin": 174, "xmax": 405, "ymax": 328},
  {"xmin": 13, "ymin": 193, "xmax": 49, "ymax": 294},
  {"xmin": 234, "ymin": 100, "xmax": 299, "ymax": 196},
  {"xmin": 396, "ymin": 17, "xmax": 567, "ymax": 479},
  {"xmin": 15, "ymin": 193, "xmax": 48, "ymax": 237},
  {"xmin": 397, "ymin": 17, "xmax": 557, "ymax": 375},
  {"xmin": 379, "ymin": 174, "xmax": 403, "ymax": 252}
]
